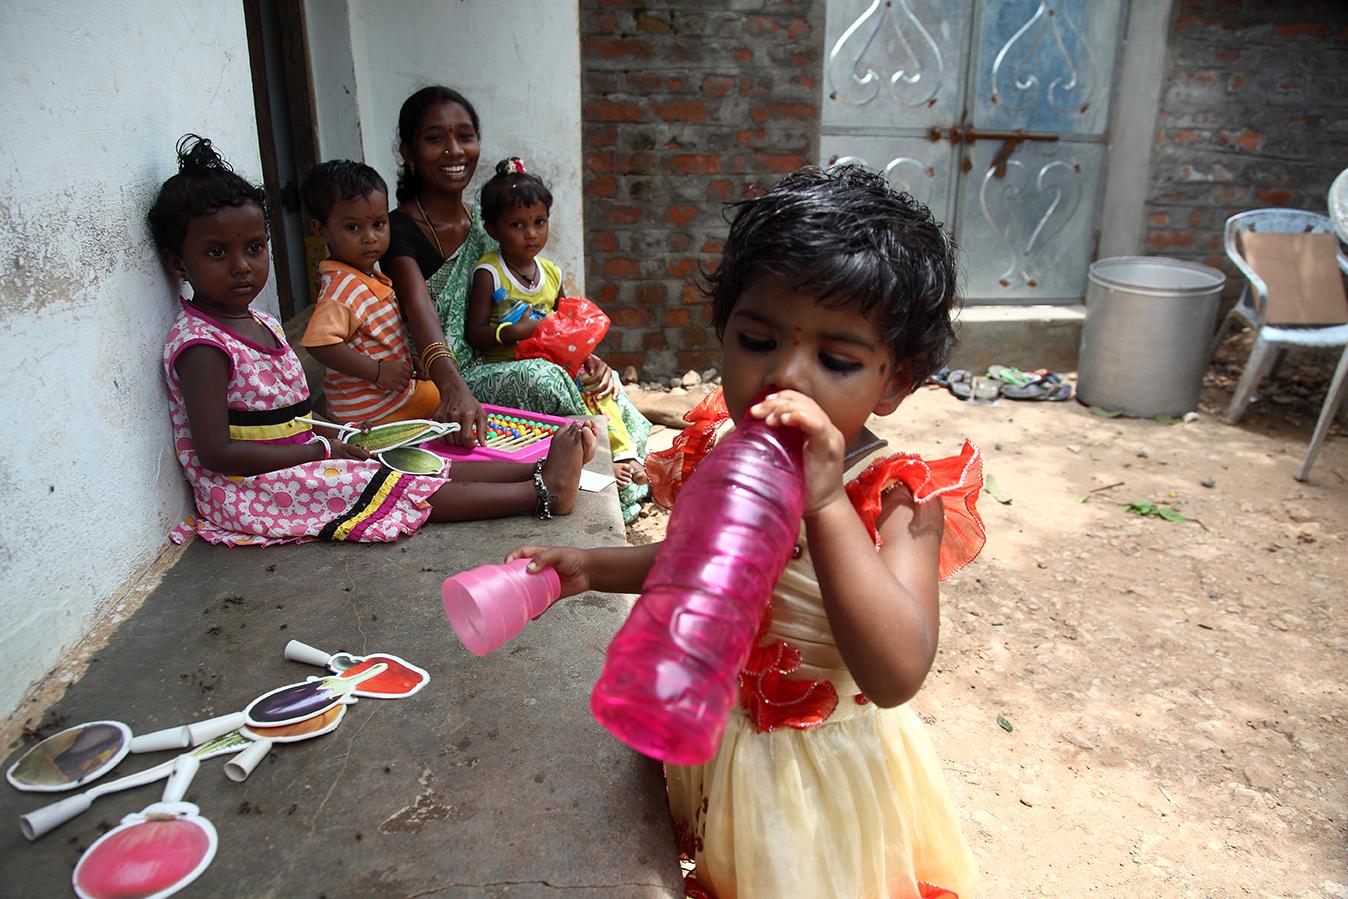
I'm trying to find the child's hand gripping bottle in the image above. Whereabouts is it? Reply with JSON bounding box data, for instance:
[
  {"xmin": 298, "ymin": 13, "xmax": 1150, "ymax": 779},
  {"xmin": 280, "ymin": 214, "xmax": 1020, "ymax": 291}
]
[{"xmin": 590, "ymin": 393, "xmax": 804, "ymax": 764}]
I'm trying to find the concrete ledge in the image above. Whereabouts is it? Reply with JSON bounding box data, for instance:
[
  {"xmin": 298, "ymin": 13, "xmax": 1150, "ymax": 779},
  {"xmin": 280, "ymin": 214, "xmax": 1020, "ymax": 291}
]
[
  {"xmin": 0, "ymin": 448, "xmax": 681, "ymax": 896},
  {"xmin": 950, "ymin": 304, "xmax": 1086, "ymax": 374}
]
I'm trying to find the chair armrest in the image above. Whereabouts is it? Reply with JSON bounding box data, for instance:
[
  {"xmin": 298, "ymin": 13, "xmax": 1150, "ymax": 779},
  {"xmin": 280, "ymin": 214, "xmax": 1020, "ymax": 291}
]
[{"xmin": 1225, "ymin": 230, "xmax": 1269, "ymax": 323}]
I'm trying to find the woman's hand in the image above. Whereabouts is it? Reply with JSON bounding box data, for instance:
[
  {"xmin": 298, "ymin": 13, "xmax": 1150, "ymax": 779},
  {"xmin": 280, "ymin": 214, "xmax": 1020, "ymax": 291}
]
[
  {"xmin": 749, "ymin": 390, "xmax": 846, "ymax": 516},
  {"xmin": 434, "ymin": 379, "xmax": 488, "ymax": 447},
  {"xmin": 374, "ymin": 357, "xmax": 413, "ymax": 392},
  {"xmin": 579, "ymin": 355, "xmax": 616, "ymax": 401},
  {"xmin": 505, "ymin": 546, "xmax": 592, "ymax": 597}
]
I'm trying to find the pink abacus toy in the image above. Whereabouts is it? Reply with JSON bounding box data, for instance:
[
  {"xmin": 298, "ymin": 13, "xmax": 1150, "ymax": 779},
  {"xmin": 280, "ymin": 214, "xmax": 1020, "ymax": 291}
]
[{"xmin": 427, "ymin": 404, "xmax": 574, "ymax": 464}]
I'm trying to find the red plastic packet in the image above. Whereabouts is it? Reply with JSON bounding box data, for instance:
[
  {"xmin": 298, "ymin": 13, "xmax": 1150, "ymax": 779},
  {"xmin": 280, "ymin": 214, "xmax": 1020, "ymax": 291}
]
[{"xmin": 514, "ymin": 296, "xmax": 611, "ymax": 376}]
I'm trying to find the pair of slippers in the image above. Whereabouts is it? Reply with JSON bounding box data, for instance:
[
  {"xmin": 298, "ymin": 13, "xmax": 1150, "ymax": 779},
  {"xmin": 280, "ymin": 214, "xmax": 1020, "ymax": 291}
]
[{"xmin": 931, "ymin": 366, "xmax": 1073, "ymax": 402}]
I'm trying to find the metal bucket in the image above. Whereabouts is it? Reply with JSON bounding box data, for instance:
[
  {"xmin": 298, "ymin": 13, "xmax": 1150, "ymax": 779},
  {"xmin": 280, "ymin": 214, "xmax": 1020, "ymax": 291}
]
[{"xmin": 1078, "ymin": 257, "xmax": 1226, "ymax": 417}]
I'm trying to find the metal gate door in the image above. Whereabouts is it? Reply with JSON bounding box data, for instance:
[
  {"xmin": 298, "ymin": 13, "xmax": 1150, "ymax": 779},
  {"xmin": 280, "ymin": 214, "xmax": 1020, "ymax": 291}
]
[{"xmin": 821, "ymin": 0, "xmax": 1126, "ymax": 304}]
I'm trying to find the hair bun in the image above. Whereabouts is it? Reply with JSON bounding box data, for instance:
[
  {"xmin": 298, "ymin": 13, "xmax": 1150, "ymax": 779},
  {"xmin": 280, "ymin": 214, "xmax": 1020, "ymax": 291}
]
[
  {"xmin": 495, "ymin": 157, "xmax": 526, "ymax": 176},
  {"xmin": 176, "ymin": 134, "xmax": 233, "ymax": 175}
]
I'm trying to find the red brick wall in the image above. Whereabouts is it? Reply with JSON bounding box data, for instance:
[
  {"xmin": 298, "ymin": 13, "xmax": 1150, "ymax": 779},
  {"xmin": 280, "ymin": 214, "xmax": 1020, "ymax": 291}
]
[
  {"xmin": 580, "ymin": 1, "xmax": 824, "ymax": 379},
  {"xmin": 1145, "ymin": 1, "xmax": 1348, "ymax": 285}
]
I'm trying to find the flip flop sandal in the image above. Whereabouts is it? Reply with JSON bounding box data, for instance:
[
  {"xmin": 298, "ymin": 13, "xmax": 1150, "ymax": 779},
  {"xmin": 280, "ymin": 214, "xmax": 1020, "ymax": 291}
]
[
  {"xmin": 986, "ymin": 364, "xmax": 1034, "ymax": 387},
  {"xmin": 1002, "ymin": 371, "xmax": 1073, "ymax": 401},
  {"xmin": 971, "ymin": 377, "xmax": 1003, "ymax": 402},
  {"xmin": 928, "ymin": 366, "xmax": 953, "ymax": 388},
  {"xmin": 949, "ymin": 371, "xmax": 1002, "ymax": 402}
]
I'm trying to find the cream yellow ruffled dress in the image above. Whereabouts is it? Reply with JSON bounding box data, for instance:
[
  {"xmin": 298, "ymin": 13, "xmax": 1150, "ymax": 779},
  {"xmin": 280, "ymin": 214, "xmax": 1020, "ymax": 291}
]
[{"xmin": 660, "ymin": 435, "xmax": 983, "ymax": 899}]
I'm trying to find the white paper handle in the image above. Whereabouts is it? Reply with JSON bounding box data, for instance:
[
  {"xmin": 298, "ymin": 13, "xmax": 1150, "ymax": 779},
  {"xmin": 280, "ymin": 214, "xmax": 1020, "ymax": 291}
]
[
  {"xmin": 283, "ymin": 640, "xmax": 334, "ymax": 668},
  {"xmin": 20, "ymin": 793, "xmax": 92, "ymax": 841},
  {"xmin": 187, "ymin": 711, "xmax": 247, "ymax": 745},
  {"xmin": 161, "ymin": 755, "xmax": 200, "ymax": 803},
  {"xmin": 224, "ymin": 738, "xmax": 272, "ymax": 783},
  {"xmin": 128, "ymin": 724, "xmax": 191, "ymax": 753}
]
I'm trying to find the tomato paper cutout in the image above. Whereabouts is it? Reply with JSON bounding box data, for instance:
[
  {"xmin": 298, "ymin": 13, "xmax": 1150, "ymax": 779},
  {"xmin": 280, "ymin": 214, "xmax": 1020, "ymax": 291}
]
[
  {"xmin": 283, "ymin": 640, "xmax": 430, "ymax": 699},
  {"xmin": 7, "ymin": 721, "xmax": 132, "ymax": 793},
  {"xmin": 335, "ymin": 654, "xmax": 429, "ymax": 698},
  {"xmin": 73, "ymin": 801, "xmax": 217, "ymax": 899}
]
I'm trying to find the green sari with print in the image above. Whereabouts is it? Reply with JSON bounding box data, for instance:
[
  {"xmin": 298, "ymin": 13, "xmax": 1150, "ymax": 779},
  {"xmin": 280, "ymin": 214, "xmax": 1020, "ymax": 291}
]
[{"xmin": 426, "ymin": 206, "xmax": 650, "ymax": 521}]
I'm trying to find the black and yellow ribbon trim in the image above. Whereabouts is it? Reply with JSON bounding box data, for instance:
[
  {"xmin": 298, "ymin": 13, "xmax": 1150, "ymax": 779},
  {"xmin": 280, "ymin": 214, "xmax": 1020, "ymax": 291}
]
[
  {"xmin": 227, "ymin": 398, "xmax": 313, "ymax": 441},
  {"xmin": 318, "ymin": 465, "xmax": 404, "ymax": 542}
]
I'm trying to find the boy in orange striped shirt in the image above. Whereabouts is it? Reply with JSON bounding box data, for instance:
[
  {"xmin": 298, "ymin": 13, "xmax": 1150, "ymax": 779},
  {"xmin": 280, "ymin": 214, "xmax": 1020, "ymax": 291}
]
[{"xmin": 301, "ymin": 161, "xmax": 441, "ymax": 424}]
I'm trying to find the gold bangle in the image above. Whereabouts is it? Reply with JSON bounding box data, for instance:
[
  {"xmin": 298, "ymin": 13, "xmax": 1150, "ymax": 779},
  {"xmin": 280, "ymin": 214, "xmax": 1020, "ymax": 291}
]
[
  {"xmin": 422, "ymin": 350, "xmax": 453, "ymax": 372},
  {"xmin": 494, "ymin": 321, "xmax": 511, "ymax": 345},
  {"xmin": 418, "ymin": 341, "xmax": 448, "ymax": 369}
]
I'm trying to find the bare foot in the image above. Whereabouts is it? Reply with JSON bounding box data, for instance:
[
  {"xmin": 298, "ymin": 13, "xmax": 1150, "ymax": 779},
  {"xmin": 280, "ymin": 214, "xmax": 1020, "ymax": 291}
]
[
  {"xmin": 540, "ymin": 423, "xmax": 585, "ymax": 515},
  {"xmin": 613, "ymin": 458, "xmax": 648, "ymax": 487},
  {"xmin": 579, "ymin": 419, "xmax": 599, "ymax": 465}
]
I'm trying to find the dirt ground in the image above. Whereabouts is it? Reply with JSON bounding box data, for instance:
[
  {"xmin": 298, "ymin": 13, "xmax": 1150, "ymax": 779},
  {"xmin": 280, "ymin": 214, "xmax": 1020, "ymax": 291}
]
[{"xmin": 627, "ymin": 334, "xmax": 1348, "ymax": 898}]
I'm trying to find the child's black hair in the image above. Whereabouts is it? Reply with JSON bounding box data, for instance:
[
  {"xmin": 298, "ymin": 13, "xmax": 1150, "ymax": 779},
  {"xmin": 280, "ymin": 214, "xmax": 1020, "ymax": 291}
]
[
  {"xmin": 147, "ymin": 135, "xmax": 269, "ymax": 255},
  {"xmin": 706, "ymin": 165, "xmax": 960, "ymax": 389},
  {"xmin": 300, "ymin": 160, "xmax": 388, "ymax": 223},
  {"xmin": 395, "ymin": 85, "xmax": 480, "ymax": 203},
  {"xmin": 478, "ymin": 158, "xmax": 553, "ymax": 226}
]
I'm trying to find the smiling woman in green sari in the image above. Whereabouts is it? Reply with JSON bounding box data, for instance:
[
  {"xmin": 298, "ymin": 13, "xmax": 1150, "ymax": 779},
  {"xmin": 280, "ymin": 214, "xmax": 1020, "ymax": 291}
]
[{"xmin": 380, "ymin": 86, "xmax": 650, "ymax": 521}]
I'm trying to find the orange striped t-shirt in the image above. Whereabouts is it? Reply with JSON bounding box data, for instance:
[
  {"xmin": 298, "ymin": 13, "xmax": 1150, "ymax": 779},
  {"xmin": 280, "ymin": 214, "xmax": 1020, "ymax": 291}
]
[{"xmin": 301, "ymin": 260, "xmax": 414, "ymax": 423}]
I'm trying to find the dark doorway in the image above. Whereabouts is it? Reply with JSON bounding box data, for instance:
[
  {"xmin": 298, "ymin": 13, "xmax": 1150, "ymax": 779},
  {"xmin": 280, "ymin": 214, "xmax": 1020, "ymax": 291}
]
[{"xmin": 243, "ymin": 0, "xmax": 320, "ymax": 321}]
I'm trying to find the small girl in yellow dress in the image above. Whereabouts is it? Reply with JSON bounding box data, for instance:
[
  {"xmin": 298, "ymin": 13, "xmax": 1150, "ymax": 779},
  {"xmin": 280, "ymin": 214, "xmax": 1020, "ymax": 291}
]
[
  {"xmin": 510, "ymin": 165, "xmax": 985, "ymax": 898},
  {"xmin": 466, "ymin": 157, "xmax": 646, "ymax": 486}
]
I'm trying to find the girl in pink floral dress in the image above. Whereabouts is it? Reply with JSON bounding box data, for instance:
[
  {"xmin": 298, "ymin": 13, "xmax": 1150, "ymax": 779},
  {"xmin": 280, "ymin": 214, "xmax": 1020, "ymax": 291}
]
[{"xmin": 149, "ymin": 135, "xmax": 591, "ymax": 546}]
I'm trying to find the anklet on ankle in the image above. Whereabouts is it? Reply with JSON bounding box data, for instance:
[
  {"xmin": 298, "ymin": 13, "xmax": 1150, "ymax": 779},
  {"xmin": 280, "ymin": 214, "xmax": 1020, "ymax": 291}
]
[{"xmin": 532, "ymin": 459, "xmax": 555, "ymax": 520}]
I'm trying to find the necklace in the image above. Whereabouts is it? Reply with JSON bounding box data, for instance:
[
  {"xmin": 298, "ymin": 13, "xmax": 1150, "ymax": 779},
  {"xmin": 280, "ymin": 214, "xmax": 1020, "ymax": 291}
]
[
  {"xmin": 843, "ymin": 431, "xmax": 888, "ymax": 468},
  {"xmin": 415, "ymin": 198, "xmax": 447, "ymax": 259},
  {"xmin": 503, "ymin": 257, "xmax": 538, "ymax": 289}
]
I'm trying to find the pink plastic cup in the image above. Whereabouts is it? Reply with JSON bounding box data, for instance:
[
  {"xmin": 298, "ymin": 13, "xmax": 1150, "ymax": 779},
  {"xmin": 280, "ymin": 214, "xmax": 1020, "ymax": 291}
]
[{"xmin": 442, "ymin": 559, "xmax": 562, "ymax": 656}]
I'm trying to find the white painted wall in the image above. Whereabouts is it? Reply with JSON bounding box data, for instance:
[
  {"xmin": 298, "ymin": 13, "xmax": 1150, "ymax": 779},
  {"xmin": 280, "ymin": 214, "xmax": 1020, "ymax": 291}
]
[
  {"xmin": 0, "ymin": 0, "xmax": 275, "ymax": 717},
  {"xmin": 306, "ymin": 0, "xmax": 366, "ymax": 164},
  {"xmin": 306, "ymin": 0, "xmax": 587, "ymax": 292}
]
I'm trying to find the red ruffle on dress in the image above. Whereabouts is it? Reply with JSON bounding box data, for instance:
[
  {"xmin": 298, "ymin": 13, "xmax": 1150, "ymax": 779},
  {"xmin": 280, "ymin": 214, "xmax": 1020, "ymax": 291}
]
[
  {"xmin": 653, "ymin": 388, "xmax": 984, "ymax": 898},
  {"xmin": 646, "ymin": 388, "xmax": 986, "ymax": 580}
]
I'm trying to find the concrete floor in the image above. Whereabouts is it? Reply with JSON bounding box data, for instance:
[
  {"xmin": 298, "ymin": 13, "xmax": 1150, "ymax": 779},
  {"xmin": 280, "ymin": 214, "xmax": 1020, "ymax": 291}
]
[{"xmin": 0, "ymin": 447, "xmax": 681, "ymax": 897}]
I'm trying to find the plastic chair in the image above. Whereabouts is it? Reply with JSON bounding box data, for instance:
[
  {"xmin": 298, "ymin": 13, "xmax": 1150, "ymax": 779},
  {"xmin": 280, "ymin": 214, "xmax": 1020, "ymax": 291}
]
[
  {"xmin": 1295, "ymin": 171, "xmax": 1348, "ymax": 481},
  {"xmin": 1209, "ymin": 208, "xmax": 1348, "ymax": 424},
  {"xmin": 1295, "ymin": 344, "xmax": 1348, "ymax": 481}
]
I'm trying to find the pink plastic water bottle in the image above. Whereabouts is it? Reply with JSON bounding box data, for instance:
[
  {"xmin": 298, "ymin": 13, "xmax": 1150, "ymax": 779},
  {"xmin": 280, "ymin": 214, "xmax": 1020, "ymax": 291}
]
[{"xmin": 590, "ymin": 396, "xmax": 805, "ymax": 764}]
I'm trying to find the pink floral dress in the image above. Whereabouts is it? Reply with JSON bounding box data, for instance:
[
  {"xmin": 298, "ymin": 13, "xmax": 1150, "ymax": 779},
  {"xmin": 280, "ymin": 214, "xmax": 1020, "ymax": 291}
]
[{"xmin": 163, "ymin": 300, "xmax": 444, "ymax": 546}]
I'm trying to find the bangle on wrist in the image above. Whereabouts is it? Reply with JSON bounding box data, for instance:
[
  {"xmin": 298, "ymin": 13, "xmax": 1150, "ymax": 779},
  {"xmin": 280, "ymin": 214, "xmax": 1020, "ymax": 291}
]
[
  {"xmin": 419, "ymin": 341, "xmax": 456, "ymax": 372},
  {"xmin": 422, "ymin": 349, "xmax": 453, "ymax": 374},
  {"xmin": 308, "ymin": 435, "xmax": 332, "ymax": 460},
  {"xmin": 494, "ymin": 321, "xmax": 511, "ymax": 345},
  {"xmin": 373, "ymin": 360, "xmax": 382, "ymax": 382}
]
